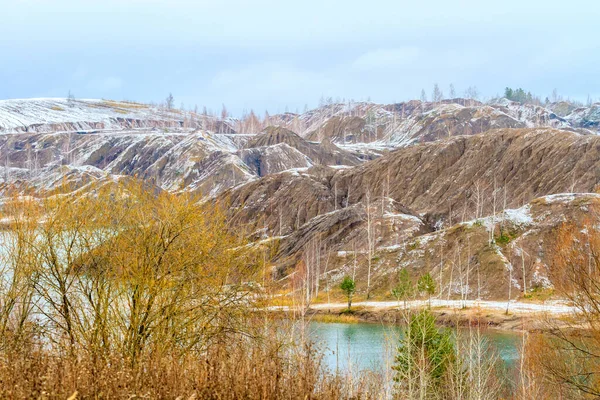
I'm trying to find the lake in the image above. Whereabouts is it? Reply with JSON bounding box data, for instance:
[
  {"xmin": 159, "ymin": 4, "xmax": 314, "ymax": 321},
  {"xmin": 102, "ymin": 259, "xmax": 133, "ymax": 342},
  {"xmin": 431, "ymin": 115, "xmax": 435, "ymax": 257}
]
[{"xmin": 309, "ymin": 321, "xmax": 521, "ymax": 373}]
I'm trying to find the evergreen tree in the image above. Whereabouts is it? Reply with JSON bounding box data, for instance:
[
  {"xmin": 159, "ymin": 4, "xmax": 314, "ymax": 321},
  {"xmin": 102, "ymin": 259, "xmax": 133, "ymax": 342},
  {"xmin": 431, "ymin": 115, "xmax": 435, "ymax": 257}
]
[
  {"xmin": 393, "ymin": 310, "xmax": 455, "ymax": 397},
  {"xmin": 392, "ymin": 268, "xmax": 414, "ymax": 309},
  {"xmin": 340, "ymin": 276, "xmax": 356, "ymax": 310}
]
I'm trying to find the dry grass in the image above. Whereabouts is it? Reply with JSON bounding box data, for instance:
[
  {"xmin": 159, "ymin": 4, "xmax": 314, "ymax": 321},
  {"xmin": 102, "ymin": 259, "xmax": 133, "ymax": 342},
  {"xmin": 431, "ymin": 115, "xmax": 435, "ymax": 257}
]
[
  {"xmin": 311, "ymin": 313, "xmax": 360, "ymax": 324},
  {"xmin": 0, "ymin": 320, "xmax": 384, "ymax": 399},
  {"xmin": 103, "ymin": 100, "xmax": 148, "ymax": 110},
  {"xmin": 0, "ymin": 180, "xmax": 385, "ymax": 399}
]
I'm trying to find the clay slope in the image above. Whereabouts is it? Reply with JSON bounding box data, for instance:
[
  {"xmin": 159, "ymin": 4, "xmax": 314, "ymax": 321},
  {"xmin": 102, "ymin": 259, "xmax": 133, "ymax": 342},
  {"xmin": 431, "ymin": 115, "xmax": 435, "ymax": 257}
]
[
  {"xmin": 0, "ymin": 118, "xmax": 369, "ymax": 197},
  {"xmin": 221, "ymin": 128, "xmax": 600, "ymax": 236},
  {"xmin": 340, "ymin": 193, "xmax": 600, "ymax": 300},
  {"xmin": 304, "ymin": 102, "xmax": 526, "ymax": 146},
  {"xmin": 218, "ymin": 128, "xmax": 600, "ymax": 297},
  {"xmin": 238, "ymin": 144, "xmax": 313, "ymax": 177},
  {"xmin": 267, "ymin": 99, "xmax": 599, "ymax": 148},
  {"xmin": 272, "ymin": 197, "xmax": 429, "ymax": 276},
  {"xmin": 247, "ymin": 191, "xmax": 600, "ymax": 300},
  {"xmin": 332, "ymin": 128, "xmax": 600, "ymax": 226},
  {"xmin": 0, "ymin": 131, "xmax": 255, "ymax": 196},
  {"xmin": 243, "ymin": 126, "xmax": 362, "ymax": 171},
  {"xmin": 0, "ymin": 126, "xmax": 365, "ymax": 197}
]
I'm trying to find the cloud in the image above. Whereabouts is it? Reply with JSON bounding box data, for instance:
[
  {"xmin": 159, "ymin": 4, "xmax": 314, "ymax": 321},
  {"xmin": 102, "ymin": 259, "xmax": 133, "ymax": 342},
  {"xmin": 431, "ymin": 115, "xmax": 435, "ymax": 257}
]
[
  {"xmin": 352, "ymin": 47, "xmax": 420, "ymax": 70},
  {"xmin": 1, "ymin": 1, "xmax": 598, "ymax": 110}
]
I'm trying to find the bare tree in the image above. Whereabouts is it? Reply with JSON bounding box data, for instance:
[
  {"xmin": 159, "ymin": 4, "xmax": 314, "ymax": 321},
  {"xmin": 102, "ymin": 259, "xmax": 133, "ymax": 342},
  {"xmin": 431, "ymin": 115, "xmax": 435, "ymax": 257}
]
[
  {"xmin": 489, "ymin": 176, "xmax": 499, "ymax": 245},
  {"xmin": 465, "ymin": 86, "xmax": 479, "ymax": 106},
  {"xmin": 432, "ymin": 83, "xmax": 444, "ymax": 104},
  {"xmin": 334, "ymin": 181, "xmax": 338, "ymax": 211},
  {"xmin": 67, "ymin": 90, "xmax": 75, "ymax": 108},
  {"xmin": 322, "ymin": 247, "xmax": 332, "ymax": 305},
  {"xmin": 518, "ymin": 247, "xmax": 530, "ymax": 296},
  {"xmin": 473, "ymin": 180, "xmax": 486, "ymax": 219},
  {"xmin": 365, "ymin": 191, "xmax": 375, "ymax": 299},
  {"xmin": 165, "ymin": 93, "xmax": 174, "ymax": 110},
  {"xmin": 220, "ymin": 104, "xmax": 229, "ymax": 133},
  {"xmin": 505, "ymin": 262, "xmax": 513, "ymax": 315},
  {"xmin": 4, "ymin": 152, "xmax": 10, "ymax": 182}
]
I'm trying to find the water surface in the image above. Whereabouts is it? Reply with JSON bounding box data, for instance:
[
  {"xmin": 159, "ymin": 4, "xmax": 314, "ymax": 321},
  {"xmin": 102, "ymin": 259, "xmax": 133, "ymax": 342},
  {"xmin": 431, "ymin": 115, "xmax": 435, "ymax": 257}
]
[{"xmin": 309, "ymin": 321, "xmax": 520, "ymax": 373}]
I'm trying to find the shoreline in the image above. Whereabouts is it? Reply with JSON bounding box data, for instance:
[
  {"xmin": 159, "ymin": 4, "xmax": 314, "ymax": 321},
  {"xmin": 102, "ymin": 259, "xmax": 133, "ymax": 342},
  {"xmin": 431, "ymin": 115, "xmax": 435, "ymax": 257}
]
[{"xmin": 269, "ymin": 299, "xmax": 578, "ymax": 332}]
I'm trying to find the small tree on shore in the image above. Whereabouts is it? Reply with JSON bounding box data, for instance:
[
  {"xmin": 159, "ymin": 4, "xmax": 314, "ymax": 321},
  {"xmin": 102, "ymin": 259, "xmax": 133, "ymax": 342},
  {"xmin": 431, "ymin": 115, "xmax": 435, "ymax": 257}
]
[
  {"xmin": 340, "ymin": 276, "xmax": 356, "ymax": 310},
  {"xmin": 418, "ymin": 273, "xmax": 436, "ymax": 308},
  {"xmin": 392, "ymin": 268, "xmax": 414, "ymax": 309}
]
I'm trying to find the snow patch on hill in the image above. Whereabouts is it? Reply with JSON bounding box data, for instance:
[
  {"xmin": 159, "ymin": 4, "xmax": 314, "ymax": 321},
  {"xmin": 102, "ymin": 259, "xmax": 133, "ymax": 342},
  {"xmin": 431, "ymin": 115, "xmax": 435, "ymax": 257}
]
[{"xmin": 466, "ymin": 204, "xmax": 533, "ymax": 231}]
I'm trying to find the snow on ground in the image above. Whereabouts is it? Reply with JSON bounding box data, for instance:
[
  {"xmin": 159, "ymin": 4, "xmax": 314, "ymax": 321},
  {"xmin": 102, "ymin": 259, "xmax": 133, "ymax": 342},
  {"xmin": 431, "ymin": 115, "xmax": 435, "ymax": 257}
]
[
  {"xmin": 383, "ymin": 212, "xmax": 423, "ymax": 224},
  {"xmin": 0, "ymin": 98, "xmax": 163, "ymax": 131},
  {"xmin": 541, "ymin": 193, "xmax": 600, "ymax": 204},
  {"xmin": 284, "ymin": 167, "xmax": 311, "ymax": 177},
  {"xmin": 502, "ymin": 206, "xmax": 534, "ymax": 225},
  {"xmin": 328, "ymin": 165, "xmax": 354, "ymax": 170},
  {"xmin": 337, "ymin": 142, "xmax": 395, "ymax": 152},
  {"xmin": 465, "ymin": 204, "xmax": 533, "ymax": 231},
  {"xmin": 273, "ymin": 299, "xmax": 578, "ymax": 314}
]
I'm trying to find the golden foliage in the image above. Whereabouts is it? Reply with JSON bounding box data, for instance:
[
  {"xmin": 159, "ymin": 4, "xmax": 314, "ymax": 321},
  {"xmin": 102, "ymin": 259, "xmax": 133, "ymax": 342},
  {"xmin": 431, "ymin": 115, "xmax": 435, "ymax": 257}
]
[
  {"xmin": 528, "ymin": 211, "xmax": 600, "ymax": 398},
  {"xmin": 0, "ymin": 179, "xmax": 389, "ymax": 398}
]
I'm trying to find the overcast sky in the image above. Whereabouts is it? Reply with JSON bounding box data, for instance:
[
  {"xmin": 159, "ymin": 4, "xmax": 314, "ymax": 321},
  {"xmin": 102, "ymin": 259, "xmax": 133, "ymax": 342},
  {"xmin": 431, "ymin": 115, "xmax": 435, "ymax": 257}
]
[{"xmin": 1, "ymin": 0, "xmax": 598, "ymax": 115}]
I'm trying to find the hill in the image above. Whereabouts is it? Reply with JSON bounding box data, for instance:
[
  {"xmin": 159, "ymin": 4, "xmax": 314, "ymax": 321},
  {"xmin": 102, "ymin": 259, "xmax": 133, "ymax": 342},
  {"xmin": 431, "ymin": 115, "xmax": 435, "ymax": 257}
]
[{"xmin": 1, "ymin": 97, "xmax": 599, "ymax": 300}]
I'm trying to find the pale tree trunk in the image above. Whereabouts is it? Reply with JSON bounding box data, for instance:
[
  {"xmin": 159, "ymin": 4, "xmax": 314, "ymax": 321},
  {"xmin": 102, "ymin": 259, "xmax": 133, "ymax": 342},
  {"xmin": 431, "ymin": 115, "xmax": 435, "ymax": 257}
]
[
  {"xmin": 366, "ymin": 191, "xmax": 373, "ymax": 299},
  {"xmin": 439, "ymin": 244, "xmax": 444, "ymax": 299},
  {"xmin": 334, "ymin": 181, "xmax": 337, "ymax": 211},
  {"xmin": 352, "ymin": 239, "xmax": 357, "ymax": 281},
  {"xmin": 323, "ymin": 251, "xmax": 331, "ymax": 305},
  {"xmin": 521, "ymin": 247, "xmax": 527, "ymax": 296},
  {"xmin": 305, "ymin": 252, "xmax": 310, "ymax": 309},
  {"xmin": 279, "ymin": 207, "xmax": 283, "ymax": 236},
  {"xmin": 315, "ymin": 240, "xmax": 319, "ymax": 299},
  {"xmin": 465, "ymin": 238, "xmax": 471, "ymax": 306},
  {"xmin": 506, "ymin": 264, "xmax": 512, "ymax": 315},
  {"xmin": 459, "ymin": 249, "xmax": 465, "ymax": 307},
  {"xmin": 490, "ymin": 176, "xmax": 498, "ymax": 245}
]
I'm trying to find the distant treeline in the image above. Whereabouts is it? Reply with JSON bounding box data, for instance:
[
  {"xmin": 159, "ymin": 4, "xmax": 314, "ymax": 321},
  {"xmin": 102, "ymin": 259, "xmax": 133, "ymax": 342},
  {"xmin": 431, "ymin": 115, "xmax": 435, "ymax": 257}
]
[{"xmin": 503, "ymin": 86, "xmax": 592, "ymax": 107}]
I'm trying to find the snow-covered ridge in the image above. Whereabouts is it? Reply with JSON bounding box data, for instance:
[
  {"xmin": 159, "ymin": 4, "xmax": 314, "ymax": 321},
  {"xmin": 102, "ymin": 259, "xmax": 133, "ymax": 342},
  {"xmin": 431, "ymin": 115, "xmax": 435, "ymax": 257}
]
[{"xmin": 0, "ymin": 98, "xmax": 213, "ymax": 133}]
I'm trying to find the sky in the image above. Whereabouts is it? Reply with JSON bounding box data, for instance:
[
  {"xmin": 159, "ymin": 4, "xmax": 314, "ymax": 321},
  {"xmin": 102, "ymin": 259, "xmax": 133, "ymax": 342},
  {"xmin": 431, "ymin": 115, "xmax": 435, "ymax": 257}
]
[{"xmin": 0, "ymin": 0, "xmax": 599, "ymax": 115}]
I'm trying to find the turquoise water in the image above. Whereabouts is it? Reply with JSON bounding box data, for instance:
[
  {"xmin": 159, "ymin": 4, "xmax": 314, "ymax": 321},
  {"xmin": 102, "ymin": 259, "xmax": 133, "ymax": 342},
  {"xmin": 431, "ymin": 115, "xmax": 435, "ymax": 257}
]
[{"xmin": 309, "ymin": 321, "xmax": 520, "ymax": 373}]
